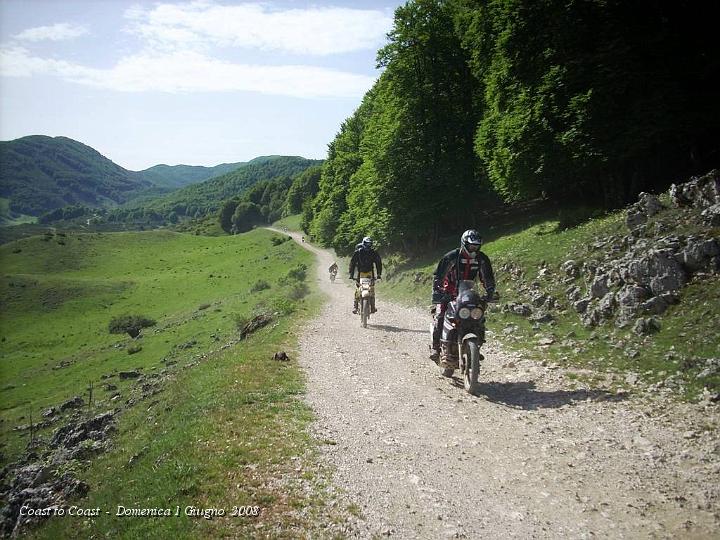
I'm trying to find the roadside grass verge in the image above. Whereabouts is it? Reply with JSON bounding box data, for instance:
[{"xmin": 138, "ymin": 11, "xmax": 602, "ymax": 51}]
[
  {"xmin": 1, "ymin": 226, "xmax": 347, "ymax": 537},
  {"xmin": 381, "ymin": 206, "xmax": 719, "ymax": 400}
]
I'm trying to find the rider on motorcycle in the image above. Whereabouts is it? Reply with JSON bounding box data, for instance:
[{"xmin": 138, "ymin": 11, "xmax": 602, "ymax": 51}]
[
  {"xmin": 431, "ymin": 229, "xmax": 496, "ymax": 367},
  {"xmin": 349, "ymin": 236, "xmax": 382, "ymax": 314},
  {"xmin": 328, "ymin": 262, "xmax": 338, "ymax": 278}
]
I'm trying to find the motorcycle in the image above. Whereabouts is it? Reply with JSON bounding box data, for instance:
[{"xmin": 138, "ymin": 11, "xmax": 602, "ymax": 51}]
[
  {"xmin": 357, "ymin": 277, "xmax": 375, "ymax": 328},
  {"xmin": 431, "ymin": 280, "xmax": 488, "ymax": 394},
  {"xmin": 330, "ymin": 269, "xmax": 337, "ymax": 283}
]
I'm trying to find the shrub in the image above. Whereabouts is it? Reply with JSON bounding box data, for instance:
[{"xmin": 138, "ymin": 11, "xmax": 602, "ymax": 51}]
[
  {"xmin": 250, "ymin": 280, "xmax": 271, "ymax": 292},
  {"xmin": 127, "ymin": 344, "xmax": 142, "ymax": 355},
  {"xmin": 108, "ymin": 314, "xmax": 156, "ymax": 337},
  {"xmin": 286, "ymin": 264, "xmax": 307, "ymax": 282},
  {"xmin": 288, "ymin": 282, "xmax": 309, "ymax": 300},
  {"xmin": 270, "ymin": 236, "xmax": 289, "ymax": 246}
]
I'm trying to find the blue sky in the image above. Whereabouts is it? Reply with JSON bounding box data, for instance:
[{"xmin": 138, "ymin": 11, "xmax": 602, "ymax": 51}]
[{"xmin": 0, "ymin": 0, "xmax": 402, "ymax": 170}]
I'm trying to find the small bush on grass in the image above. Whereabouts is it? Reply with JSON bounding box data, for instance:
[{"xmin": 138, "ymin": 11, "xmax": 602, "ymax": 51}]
[
  {"xmin": 127, "ymin": 344, "xmax": 142, "ymax": 355},
  {"xmin": 271, "ymin": 236, "xmax": 290, "ymax": 246},
  {"xmin": 108, "ymin": 314, "xmax": 156, "ymax": 338},
  {"xmin": 285, "ymin": 264, "xmax": 307, "ymax": 282},
  {"xmin": 288, "ymin": 282, "xmax": 309, "ymax": 300},
  {"xmin": 251, "ymin": 280, "xmax": 271, "ymax": 292}
]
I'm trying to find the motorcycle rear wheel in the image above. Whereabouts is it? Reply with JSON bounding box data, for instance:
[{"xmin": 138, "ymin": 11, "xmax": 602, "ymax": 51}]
[
  {"xmin": 462, "ymin": 338, "xmax": 480, "ymax": 393},
  {"xmin": 361, "ymin": 298, "xmax": 369, "ymax": 328}
]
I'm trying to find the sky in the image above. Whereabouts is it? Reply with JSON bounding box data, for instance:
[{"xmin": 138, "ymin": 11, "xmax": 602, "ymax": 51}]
[{"xmin": 0, "ymin": 0, "xmax": 402, "ymax": 170}]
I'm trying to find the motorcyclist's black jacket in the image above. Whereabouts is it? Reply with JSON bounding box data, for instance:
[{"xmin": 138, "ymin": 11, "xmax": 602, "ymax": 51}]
[
  {"xmin": 433, "ymin": 248, "xmax": 495, "ymax": 299},
  {"xmin": 349, "ymin": 247, "xmax": 382, "ymax": 278}
]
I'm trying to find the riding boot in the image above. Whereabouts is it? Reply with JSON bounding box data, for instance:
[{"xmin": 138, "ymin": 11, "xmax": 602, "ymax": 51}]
[
  {"xmin": 352, "ymin": 299, "xmax": 358, "ymax": 314},
  {"xmin": 370, "ymin": 297, "xmax": 377, "ymax": 314},
  {"xmin": 440, "ymin": 343, "xmax": 458, "ymax": 369}
]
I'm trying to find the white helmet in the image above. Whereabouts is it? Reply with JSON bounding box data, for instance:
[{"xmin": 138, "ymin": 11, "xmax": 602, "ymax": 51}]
[
  {"xmin": 460, "ymin": 229, "xmax": 482, "ymax": 252},
  {"xmin": 361, "ymin": 236, "xmax": 373, "ymax": 249}
]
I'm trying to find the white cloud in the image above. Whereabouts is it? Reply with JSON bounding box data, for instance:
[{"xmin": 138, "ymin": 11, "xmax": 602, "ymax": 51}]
[
  {"xmin": 124, "ymin": 1, "xmax": 393, "ymax": 55},
  {"xmin": 14, "ymin": 23, "xmax": 88, "ymax": 42},
  {"xmin": 0, "ymin": 45, "xmax": 376, "ymax": 98}
]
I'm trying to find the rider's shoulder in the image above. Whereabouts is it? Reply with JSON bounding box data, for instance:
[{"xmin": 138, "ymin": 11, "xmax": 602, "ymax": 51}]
[{"xmin": 442, "ymin": 248, "xmax": 460, "ymax": 260}]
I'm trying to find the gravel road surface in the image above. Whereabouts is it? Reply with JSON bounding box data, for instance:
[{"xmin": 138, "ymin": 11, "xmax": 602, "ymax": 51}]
[{"xmin": 270, "ymin": 229, "xmax": 720, "ymax": 539}]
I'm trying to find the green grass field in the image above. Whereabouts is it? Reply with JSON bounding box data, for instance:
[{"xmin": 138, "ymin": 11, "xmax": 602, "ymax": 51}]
[{"xmin": 0, "ymin": 228, "xmax": 346, "ymax": 537}]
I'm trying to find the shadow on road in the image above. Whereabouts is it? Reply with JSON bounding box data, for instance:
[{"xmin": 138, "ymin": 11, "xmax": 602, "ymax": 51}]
[
  {"xmin": 368, "ymin": 324, "xmax": 427, "ymax": 334},
  {"xmin": 450, "ymin": 379, "xmax": 625, "ymax": 410}
]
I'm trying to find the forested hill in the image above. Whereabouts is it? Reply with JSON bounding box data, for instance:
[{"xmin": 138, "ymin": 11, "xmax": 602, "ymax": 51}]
[
  {"xmin": 0, "ymin": 136, "xmax": 153, "ymax": 216},
  {"xmin": 305, "ymin": 0, "xmax": 720, "ymax": 255},
  {"xmin": 0, "ymin": 135, "xmax": 247, "ymax": 218},
  {"xmin": 107, "ymin": 156, "xmax": 323, "ymax": 223},
  {"xmin": 136, "ymin": 162, "xmax": 245, "ymax": 190}
]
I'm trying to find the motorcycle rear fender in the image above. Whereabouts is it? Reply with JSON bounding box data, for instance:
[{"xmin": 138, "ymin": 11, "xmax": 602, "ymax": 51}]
[{"xmin": 461, "ymin": 332, "xmax": 480, "ymax": 344}]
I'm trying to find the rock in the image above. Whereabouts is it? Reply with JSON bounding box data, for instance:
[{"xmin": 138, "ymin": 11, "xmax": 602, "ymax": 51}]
[
  {"xmin": 625, "ymin": 373, "xmax": 639, "ymax": 385},
  {"xmin": 632, "ymin": 317, "xmax": 661, "ymax": 336},
  {"xmin": 530, "ymin": 311, "xmax": 554, "ymax": 323},
  {"xmin": 272, "ymin": 351, "xmax": 289, "ymax": 361},
  {"xmin": 701, "ymin": 203, "xmax": 720, "ymax": 226},
  {"xmin": 59, "ymin": 396, "xmax": 84, "ymax": 411},
  {"xmin": 240, "ymin": 313, "xmax": 273, "ymax": 339},
  {"xmin": 669, "ymin": 170, "xmax": 720, "ymax": 208},
  {"xmin": 42, "ymin": 407, "xmax": 58, "ymax": 418},
  {"xmin": 622, "ymin": 249, "xmax": 687, "ymax": 295},
  {"xmin": 565, "ymin": 285, "xmax": 582, "ymax": 302},
  {"xmin": 597, "ymin": 292, "xmax": 616, "ymax": 318},
  {"xmin": 504, "ymin": 302, "xmax": 532, "ymax": 317},
  {"xmin": 574, "ymin": 298, "xmax": 591, "ymax": 314},
  {"xmin": 680, "ymin": 236, "xmax": 720, "ymax": 271},
  {"xmin": 538, "ymin": 337, "xmax": 555, "ymax": 346},
  {"xmin": 50, "ymin": 411, "xmax": 115, "ymax": 450},
  {"xmin": 616, "ymin": 284, "xmax": 651, "ymax": 312},
  {"xmin": 590, "ymin": 274, "xmax": 610, "ymax": 299},
  {"xmin": 626, "ymin": 192, "xmax": 664, "ymax": 231},
  {"xmin": 561, "ymin": 260, "xmax": 581, "ymax": 278},
  {"xmin": 119, "ymin": 370, "xmax": 141, "ymax": 379}
]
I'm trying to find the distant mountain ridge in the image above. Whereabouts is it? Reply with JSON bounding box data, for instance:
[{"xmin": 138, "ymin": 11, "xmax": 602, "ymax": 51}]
[
  {"xmin": 0, "ymin": 135, "xmax": 253, "ymax": 219},
  {"xmin": 135, "ymin": 162, "xmax": 246, "ymax": 190},
  {"xmin": 0, "ymin": 136, "xmax": 152, "ymax": 216}
]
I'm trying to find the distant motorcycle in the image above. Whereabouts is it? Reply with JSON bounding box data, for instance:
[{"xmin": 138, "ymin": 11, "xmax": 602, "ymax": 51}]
[
  {"xmin": 431, "ymin": 280, "xmax": 488, "ymax": 393},
  {"xmin": 330, "ymin": 268, "xmax": 337, "ymax": 283}
]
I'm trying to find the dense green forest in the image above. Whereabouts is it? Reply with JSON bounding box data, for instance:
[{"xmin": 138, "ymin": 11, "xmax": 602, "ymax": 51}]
[
  {"xmin": 306, "ymin": 0, "xmax": 720, "ymax": 254},
  {"xmin": 108, "ymin": 157, "xmax": 322, "ymax": 225},
  {"xmin": 219, "ymin": 165, "xmax": 322, "ymax": 233}
]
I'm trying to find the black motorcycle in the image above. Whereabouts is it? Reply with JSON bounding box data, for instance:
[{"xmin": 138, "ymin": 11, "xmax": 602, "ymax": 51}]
[{"xmin": 431, "ymin": 280, "xmax": 488, "ymax": 393}]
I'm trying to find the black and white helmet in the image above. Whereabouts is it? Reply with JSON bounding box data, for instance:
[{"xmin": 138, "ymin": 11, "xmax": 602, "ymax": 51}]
[
  {"xmin": 361, "ymin": 236, "xmax": 373, "ymax": 249},
  {"xmin": 460, "ymin": 229, "xmax": 482, "ymax": 253}
]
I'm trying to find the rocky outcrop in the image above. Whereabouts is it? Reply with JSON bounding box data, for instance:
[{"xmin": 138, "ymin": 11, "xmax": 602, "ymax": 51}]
[
  {"xmin": 503, "ymin": 174, "xmax": 719, "ymax": 332},
  {"xmin": 0, "ymin": 412, "xmax": 116, "ymax": 536},
  {"xmin": 669, "ymin": 169, "xmax": 720, "ymax": 209}
]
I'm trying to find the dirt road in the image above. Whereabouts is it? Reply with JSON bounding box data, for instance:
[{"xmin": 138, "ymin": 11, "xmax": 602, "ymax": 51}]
[{"xmin": 270, "ymin": 229, "xmax": 720, "ymax": 539}]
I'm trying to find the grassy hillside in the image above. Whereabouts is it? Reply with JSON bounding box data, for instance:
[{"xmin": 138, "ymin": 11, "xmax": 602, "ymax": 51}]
[
  {"xmin": 381, "ymin": 202, "xmax": 720, "ymax": 400},
  {"xmin": 0, "ymin": 136, "xmax": 154, "ymax": 216},
  {"xmin": 0, "ymin": 229, "xmax": 343, "ymax": 536}
]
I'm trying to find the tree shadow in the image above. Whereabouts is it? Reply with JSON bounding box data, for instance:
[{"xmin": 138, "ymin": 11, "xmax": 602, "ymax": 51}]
[
  {"xmin": 448, "ymin": 379, "xmax": 626, "ymax": 410},
  {"xmin": 368, "ymin": 324, "xmax": 427, "ymax": 334}
]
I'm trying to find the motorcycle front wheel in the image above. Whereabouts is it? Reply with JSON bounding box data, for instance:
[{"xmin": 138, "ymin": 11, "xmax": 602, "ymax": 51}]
[
  {"xmin": 462, "ymin": 338, "xmax": 480, "ymax": 393},
  {"xmin": 361, "ymin": 298, "xmax": 369, "ymax": 328}
]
